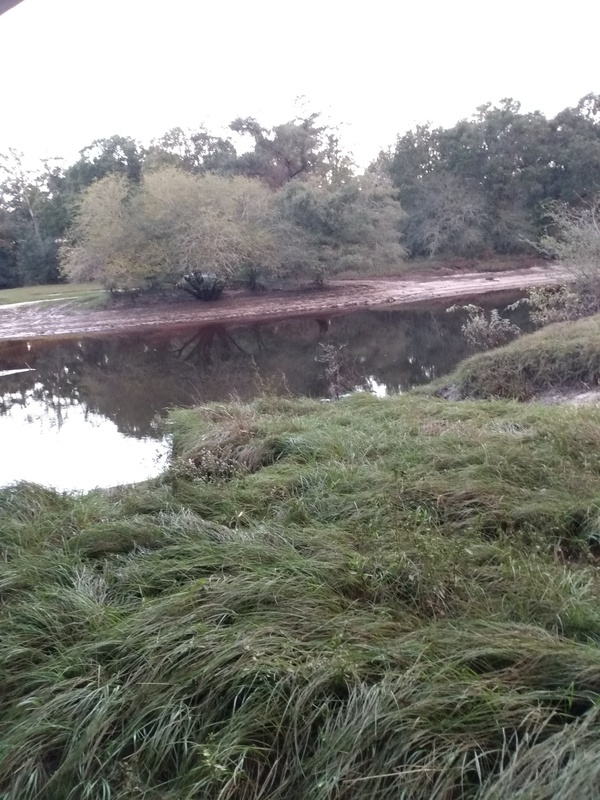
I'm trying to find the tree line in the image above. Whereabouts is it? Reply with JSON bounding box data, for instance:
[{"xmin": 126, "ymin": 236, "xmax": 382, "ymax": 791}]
[
  {"xmin": 378, "ymin": 94, "xmax": 600, "ymax": 257},
  {"xmin": 1, "ymin": 95, "xmax": 600, "ymax": 292}
]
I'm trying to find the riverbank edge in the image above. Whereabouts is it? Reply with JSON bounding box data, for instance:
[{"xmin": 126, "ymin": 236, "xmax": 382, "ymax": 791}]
[{"xmin": 0, "ymin": 266, "xmax": 568, "ymax": 343}]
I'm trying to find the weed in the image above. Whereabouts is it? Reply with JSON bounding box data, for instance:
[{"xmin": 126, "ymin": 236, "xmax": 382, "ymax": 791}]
[
  {"xmin": 508, "ymin": 284, "xmax": 586, "ymax": 327},
  {"xmin": 447, "ymin": 304, "xmax": 522, "ymax": 351}
]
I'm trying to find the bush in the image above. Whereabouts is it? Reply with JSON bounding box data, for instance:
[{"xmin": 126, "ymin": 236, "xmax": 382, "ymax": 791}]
[
  {"xmin": 62, "ymin": 169, "xmax": 281, "ymax": 292},
  {"xmin": 538, "ymin": 198, "xmax": 600, "ymax": 308},
  {"xmin": 513, "ymin": 285, "xmax": 585, "ymax": 327},
  {"xmin": 177, "ymin": 272, "xmax": 225, "ymax": 301},
  {"xmin": 447, "ymin": 304, "xmax": 522, "ymax": 351}
]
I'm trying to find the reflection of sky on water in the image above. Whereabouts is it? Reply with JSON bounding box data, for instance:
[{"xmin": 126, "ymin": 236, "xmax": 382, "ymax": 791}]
[
  {"xmin": 0, "ymin": 397, "xmax": 170, "ymax": 492},
  {"xmin": 366, "ymin": 377, "xmax": 388, "ymax": 397},
  {"xmin": 0, "ymin": 296, "xmax": 529, "ymax": 493}
]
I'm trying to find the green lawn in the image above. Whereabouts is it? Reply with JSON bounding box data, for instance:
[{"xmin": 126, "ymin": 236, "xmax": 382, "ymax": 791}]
[{"xmin": 0, "ymin": 282, "xmax": 105, "ymax": 306}]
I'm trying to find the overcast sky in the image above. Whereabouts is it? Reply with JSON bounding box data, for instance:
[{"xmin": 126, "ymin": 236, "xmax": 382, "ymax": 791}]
[{"xmin": 1, "ymin": 0, "xmax": 599, "ymax": 169}]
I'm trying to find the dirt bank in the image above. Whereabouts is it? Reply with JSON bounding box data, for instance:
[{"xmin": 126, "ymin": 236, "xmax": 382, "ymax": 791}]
[{"xmin": 0, "ymin": 266, "xmax": 568, "ymax": 342}]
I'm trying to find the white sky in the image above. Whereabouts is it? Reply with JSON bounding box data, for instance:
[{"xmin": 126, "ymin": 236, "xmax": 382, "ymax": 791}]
[{"xmin": 1, "ymin": 0, "xmax": 599, "ymax": 168}]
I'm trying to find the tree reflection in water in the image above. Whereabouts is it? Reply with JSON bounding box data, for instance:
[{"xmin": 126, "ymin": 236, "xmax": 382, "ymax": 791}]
[
  {"xmin": 0, "ymin": 296, "xmax": 528, "ymax": 441},
  {"xmin": 172, "ymin": 324, "xmax": 251, "ymax": 362}
]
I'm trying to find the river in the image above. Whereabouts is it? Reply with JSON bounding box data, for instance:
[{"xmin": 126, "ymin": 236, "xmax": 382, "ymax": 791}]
[{"xmin": 0, "ymin": 296, "xmax": 527, "ymax": 491}]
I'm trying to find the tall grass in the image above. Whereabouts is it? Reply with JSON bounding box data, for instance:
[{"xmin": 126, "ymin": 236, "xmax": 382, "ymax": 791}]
[
  {"xmin": 3, "ymin": 394, "xmax": 600, "ymax": 797},
  {"xmin": 430, "ymin": 312, "xmax": 600, "ymax": 399}
]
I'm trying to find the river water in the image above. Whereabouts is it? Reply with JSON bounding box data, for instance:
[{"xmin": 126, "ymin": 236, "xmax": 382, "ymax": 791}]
[{"xmin": 0, "ymin": 297, "xmax": 526, "ymax": 491}]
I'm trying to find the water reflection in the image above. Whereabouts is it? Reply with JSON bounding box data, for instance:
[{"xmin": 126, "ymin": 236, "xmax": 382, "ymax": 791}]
[
  {"xmin": 0, "ymin": 396, "xmax": 170, "ymax": 492},
  {"xmin": 0, "ymin": 299, "xmax": 527, "ymax": 490}
]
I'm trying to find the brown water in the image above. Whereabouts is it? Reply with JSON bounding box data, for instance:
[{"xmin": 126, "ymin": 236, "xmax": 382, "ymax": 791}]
[{"xmin": 0, "ymin": 299, "xmax": 527, "ymax": 491}]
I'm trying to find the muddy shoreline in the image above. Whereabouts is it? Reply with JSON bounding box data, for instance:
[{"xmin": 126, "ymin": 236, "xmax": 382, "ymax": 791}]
[{"xmin": 0, "ymin": 267, "xmax": 567, "ymax": 343}]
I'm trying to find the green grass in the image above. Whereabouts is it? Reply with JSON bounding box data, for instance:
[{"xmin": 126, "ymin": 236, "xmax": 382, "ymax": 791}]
[
  {"xmin": 429, "ymin": 312, "xmax": 600, "ymax": 400},
  {"xmin": 3, "ymin": 393, "xmax": 600, "ymax": 798},
  {"xmin": 0, "ymin": 282, "xmax": 105, "ymax": 306}
]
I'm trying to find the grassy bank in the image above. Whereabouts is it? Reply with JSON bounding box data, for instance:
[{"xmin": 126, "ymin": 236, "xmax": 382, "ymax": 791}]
[
  {"xmin": 0, "ymin": 282, "xmax": 105, "ymax": 306},
  {"xmin": 429, "ymin": 312, "xmax": 600, "ymax": 400},
  {"xmin": 2, "ymin": 393, "xmax": 600, "ymax": 798}
]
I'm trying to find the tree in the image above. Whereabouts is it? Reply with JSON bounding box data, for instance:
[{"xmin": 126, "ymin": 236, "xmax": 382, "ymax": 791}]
[
  {"xmin": 65, "ymin": 135, "xmax": 145, "ymax": 194},
  {"xmin": 0, "ymin": 206, "xmax": 17, "ymax": 288},
  {"xmin": 230, "ymin": 113, "xmax": 354, "ymax": 189},
  {"xmin": 144, "ymin": 126, "xmax": 237, "ymax": 175},
  {"xmin": 381, "ymin": 97, "xmax": 600, "ymax": 256},
  {"xmin": 537, "ymin": 197, "xmax": 600, "ymax": 307},
  {"xmin": 0, "ymin": 149, "xmax": 66, "ymax": 285},
  {"xmin": 548, "ymin": 95, "xmax": 600, "ymax": 203},
  {"xmin": 276, "ymin": 174, "xmax": 405, "ymax": 279},
  {"xmin": 400, "ymin": 172, "xmax": 488, "ymax": 257},
  {"xmin": 62, "ymin": 168, "xmax": 283, "ymax": 292}
]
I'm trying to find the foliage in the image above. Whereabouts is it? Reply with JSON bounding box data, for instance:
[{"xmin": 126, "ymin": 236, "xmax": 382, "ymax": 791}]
[
  {"xmin": 62, "ymin": 165, "xmax": 405, "ymax": 292},
  {"xmin": 5, "ymin": 95, "xmax": 600, "ymax": 289},
  {"xmin": 64, "ymin": 135, "xmax": 144, "ymax": 192},
  {"xmin": 511, "ymin": 285, "xmax": 585, "ymax": 327},
  {"xmin": 4, "ymin": 393, "xmax": 600, "ymax": 797},
  {"xmin": 0, "ymin": 206, "xmax": 17, "ymax": 288},
  {"xmin": 276, "ymin": 175, "xmax": 405, "ymax": 280},
  {"xmin": 177, "ymin": 271, "xmax": 225, "ymax": 301},
  {"xmin": 447, "ymin": 304, "xmax": 522, "ymax": 351},
  {"xmin": 381, "ymin": 94, "xmax": 600, "ymax": 257},
  {"xmin": 230, "ymin": 111, "xmax": 354, "ymax": 188},
  {"xmin": 0, "ymin": 110, "xmax": 355, "ymax": 290},
  {"xmin": 145, "ymin": 126, "xmax": 237, "ymax": 175},
  {"xmin": 401, "ymin": 173, "xmax": 488, "ymax": 257},
  {"xmin": 0, "ymin": 149, "xmax": 66, "ymax": 287},
  {"xmin": 537, "ymin": 197, "xmax": 600, "ymax": 307},
  {"xmin": 62, "ymin": 169, "xmax": 282, "ymax": 291}
]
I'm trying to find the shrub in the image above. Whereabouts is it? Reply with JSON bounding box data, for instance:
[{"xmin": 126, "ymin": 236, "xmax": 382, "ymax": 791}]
[
  {"xmin": 177, "ymin": 271, "xmax": 225, "ymax": 301},
  {"xmin": 538, "ymin": 198, "xmax": 600, "ymax": 308},
  {"xmin": 448, "ymin": 304, "xmax": 522, "ymax": 351}
]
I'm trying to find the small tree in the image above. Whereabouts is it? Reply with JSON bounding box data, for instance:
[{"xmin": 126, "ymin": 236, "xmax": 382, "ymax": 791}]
[{"xmin": 537, "ymin": 198, "xmax": 600, "ymax": 308}]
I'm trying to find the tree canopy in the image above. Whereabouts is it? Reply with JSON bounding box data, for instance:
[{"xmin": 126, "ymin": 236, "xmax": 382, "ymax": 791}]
[
  {"xmin": 63, "ymin": 166, "xmax": 405, "ymax": 292},
  {"xmin": 3, "ymin": 96, "xmax": 600, "ymax": 291},
  {"xmin": 63, "ymin": 170, "xmax": 283, "ymax": 291},
  {"xmin": 379, "ymin": 94, "xmax": 600, "ymax": 256}
]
